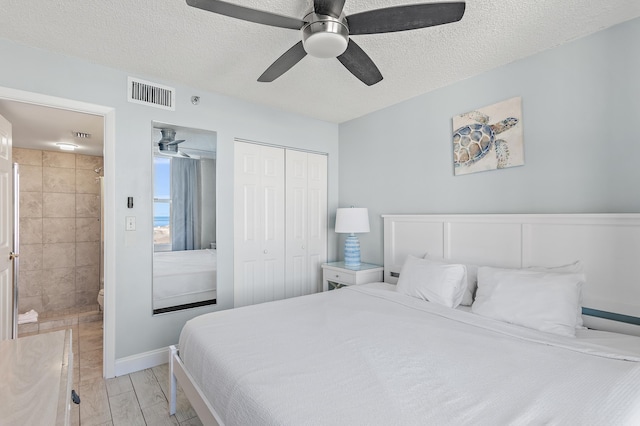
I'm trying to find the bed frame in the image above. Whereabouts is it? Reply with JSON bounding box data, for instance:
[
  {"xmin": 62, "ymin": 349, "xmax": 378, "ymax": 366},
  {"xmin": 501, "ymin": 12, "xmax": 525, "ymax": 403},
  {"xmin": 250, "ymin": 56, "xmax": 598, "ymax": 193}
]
[
  {"xmin": 170, "ymin": 213, "xmax": 640, "ymax": 422},
  {"xmin": 169, "ymin": 345, "xmax": 222, "ymax": 425},
  {"xmin": 383, "ymin": 214, "xmax": 640, "ymax": 335}
]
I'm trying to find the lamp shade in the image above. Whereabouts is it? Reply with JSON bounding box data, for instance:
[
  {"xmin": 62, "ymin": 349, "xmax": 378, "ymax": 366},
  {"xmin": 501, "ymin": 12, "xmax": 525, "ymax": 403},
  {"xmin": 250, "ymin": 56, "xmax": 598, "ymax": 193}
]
[{"xmin": 335, "ymin": 208, "xmax": 370, "ymax": 234}]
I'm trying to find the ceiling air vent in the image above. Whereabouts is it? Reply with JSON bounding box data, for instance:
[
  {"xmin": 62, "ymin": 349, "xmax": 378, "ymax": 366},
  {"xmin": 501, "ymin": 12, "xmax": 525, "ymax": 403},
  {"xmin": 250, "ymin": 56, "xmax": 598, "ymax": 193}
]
[{"xmin": 127, "ymin": 77, "xmax": 175, "ymax": 111}]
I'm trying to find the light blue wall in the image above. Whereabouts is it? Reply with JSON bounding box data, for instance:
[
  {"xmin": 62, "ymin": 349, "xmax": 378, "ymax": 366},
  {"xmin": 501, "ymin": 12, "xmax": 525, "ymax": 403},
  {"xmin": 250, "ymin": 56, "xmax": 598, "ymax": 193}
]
[
  {"xmin": 338, "ymin": 17, "xmax": 640, "ymax": 265},
  {"xmin": 0, "ymin": 38, "xmax": 340, "ymax": 359}
]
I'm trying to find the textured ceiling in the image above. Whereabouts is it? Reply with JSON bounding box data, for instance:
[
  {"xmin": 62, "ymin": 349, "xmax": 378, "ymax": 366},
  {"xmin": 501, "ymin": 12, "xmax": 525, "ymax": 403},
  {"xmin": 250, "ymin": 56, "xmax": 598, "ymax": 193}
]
[{"xmin": 0, "ymin": 0, "xmax": 639, "ymax": 123}]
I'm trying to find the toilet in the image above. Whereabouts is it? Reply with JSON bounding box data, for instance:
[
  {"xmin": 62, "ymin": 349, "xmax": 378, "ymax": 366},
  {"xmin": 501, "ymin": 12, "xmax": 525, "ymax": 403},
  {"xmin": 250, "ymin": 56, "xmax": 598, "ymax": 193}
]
[{"xmin": 97, "ymin": 289, "xmax": 104, "ymax": 311}]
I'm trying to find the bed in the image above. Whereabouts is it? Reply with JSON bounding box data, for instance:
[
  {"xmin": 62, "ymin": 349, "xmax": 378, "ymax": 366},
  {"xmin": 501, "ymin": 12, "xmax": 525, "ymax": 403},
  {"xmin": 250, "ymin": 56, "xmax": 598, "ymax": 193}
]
[
  {"xmin": 153, "ymin": 249, "xmax": 217, "ymax": 313},
  {"xmin": 170, "ymin": 214, "xmax": 640, "ymax": 425}
]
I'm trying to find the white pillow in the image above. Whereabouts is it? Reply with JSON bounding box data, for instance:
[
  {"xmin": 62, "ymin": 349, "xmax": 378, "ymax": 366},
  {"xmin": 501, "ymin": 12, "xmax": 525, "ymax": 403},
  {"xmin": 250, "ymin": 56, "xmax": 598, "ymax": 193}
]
[
  {"xmin": 423, "ymin": 254, "xmax": 478, "ymax": 306},
  {"xmin": 396, "ymin": 255, "xmax": 468, "ymax": 308},
  {"xmin": 472, "ymin": 266, "xmax": 585, "ymax": 337},
  {"xmin": 527, "ymin": 261, "xmax": 585, "ymax": 328}
]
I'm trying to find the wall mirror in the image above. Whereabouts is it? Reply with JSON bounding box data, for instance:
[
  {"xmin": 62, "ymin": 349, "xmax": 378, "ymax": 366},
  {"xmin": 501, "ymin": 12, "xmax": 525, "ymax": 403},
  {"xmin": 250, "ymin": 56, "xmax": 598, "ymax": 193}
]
[{"xmin": 151, "ymin": 122, "xmax": 217, "ymax": 314}]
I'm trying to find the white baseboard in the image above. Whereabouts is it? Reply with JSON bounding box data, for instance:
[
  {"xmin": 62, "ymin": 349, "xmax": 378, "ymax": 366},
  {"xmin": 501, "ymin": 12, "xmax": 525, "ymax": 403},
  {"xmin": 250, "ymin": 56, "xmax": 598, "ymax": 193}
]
[{"xmin": 114, "ymin": 346, "xmax": 170, "ymax": 377}]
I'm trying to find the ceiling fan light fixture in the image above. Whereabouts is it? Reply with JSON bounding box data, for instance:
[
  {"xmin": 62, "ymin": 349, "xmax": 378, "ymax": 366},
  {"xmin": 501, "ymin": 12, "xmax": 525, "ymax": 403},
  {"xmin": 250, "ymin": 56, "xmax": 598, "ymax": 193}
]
[
  {"xmin": 186, "ymin": 0, "xmax": 466, "ymax": 85},
  {"xmin": 302, "ymin": 14, "xmax": 349, "ymax": 58},
  {"xmin": 157, "ymin": 128, "xmax": 187, "ymax": 155},
  {"xmin": 158, "ymin": 128, "xmax": 178, "ymax": 144}
]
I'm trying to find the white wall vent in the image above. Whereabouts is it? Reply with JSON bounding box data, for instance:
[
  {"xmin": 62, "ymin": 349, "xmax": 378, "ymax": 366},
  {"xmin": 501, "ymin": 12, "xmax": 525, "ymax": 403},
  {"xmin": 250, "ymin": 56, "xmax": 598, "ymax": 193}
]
[{"xmin": 127, "ymin": 77, "xmax": 175, "ymax": 110}]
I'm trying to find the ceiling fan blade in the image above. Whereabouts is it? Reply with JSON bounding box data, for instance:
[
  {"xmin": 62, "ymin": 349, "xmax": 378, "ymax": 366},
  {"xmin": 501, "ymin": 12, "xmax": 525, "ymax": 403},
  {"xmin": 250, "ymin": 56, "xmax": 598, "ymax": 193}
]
[
  {"xmin": 337, "ymin": 39, "xmax": 383, "ymax": 86},
  {"xmin": 314, "ymin": 0, "xmax": 346, "ymax": 18},
  {"xmin": 347, "ymin": 2, "xmax": 465, "ymax": 35},
  {"xmin": 186, "ymin": 0, "xmax": 306, "ymax": 30},
  {"xmin": 258, "ymin": 41, "xmax": 307, "ymax": 82}
]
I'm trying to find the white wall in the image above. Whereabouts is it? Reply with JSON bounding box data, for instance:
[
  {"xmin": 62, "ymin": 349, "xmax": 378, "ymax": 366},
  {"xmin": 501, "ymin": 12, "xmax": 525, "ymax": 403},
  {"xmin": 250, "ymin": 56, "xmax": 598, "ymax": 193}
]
[
  {"xmin": 0, "ymin": 38, "xmax": 340, "ymax": 362},
  {"xmin": 338, "ymin": 17, "xmax": 640, "ymax": 265}
]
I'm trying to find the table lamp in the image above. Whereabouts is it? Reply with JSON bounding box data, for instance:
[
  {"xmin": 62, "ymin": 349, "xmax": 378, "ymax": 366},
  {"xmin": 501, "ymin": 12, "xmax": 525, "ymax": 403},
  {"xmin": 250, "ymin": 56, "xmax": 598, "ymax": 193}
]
[{"xmin": 335, "ymin": 207, "xmax": 370, "ymax": 267}]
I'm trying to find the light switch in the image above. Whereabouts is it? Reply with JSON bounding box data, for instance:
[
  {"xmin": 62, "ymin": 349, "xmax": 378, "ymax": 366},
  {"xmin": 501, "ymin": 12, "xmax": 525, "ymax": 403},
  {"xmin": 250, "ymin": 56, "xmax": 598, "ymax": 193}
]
[{"xmin": 125, "ymin": 216, "xmax": 136, "ymax": 231}]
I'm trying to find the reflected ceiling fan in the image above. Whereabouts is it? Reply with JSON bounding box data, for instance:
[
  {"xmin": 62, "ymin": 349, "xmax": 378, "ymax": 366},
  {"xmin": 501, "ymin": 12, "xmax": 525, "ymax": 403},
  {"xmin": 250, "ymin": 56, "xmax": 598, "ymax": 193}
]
[
  {"xmin": 157, "ymin": 128, "xmax": 190, "ymax": 158},
  {"xmin": 186, "ymin": 0, "xmax": 465, "ymax": 86}
]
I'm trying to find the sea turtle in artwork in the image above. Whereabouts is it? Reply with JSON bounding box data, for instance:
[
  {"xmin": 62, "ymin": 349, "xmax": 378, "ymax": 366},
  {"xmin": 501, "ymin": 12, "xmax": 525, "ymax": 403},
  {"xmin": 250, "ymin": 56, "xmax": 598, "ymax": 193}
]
[{"xmin": 453, "ymin": 111, "xmax": 519, "ymax": 169}]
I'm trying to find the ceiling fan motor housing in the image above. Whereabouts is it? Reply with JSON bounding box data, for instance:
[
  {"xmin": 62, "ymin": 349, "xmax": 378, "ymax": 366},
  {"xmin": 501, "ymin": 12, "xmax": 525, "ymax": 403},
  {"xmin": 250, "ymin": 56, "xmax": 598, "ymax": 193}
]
[
  {"xmin": 301, "ymin": 13, "xmax": 349, "ymax": 58},
  {"xmin": 158, "ymin": 128, "xmax": 184, "ymax": 153}
]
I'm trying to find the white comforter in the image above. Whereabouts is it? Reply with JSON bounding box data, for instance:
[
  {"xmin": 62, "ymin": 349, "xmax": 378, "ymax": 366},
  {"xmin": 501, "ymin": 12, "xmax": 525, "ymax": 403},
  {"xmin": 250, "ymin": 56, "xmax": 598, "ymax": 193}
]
[
  {"xmin": 153, "ymin": 249, "xmax": 217, "ymax": 309},
  {"xmin": 178, "ymin": 283, "xmax": 640, "ymax": 426}
]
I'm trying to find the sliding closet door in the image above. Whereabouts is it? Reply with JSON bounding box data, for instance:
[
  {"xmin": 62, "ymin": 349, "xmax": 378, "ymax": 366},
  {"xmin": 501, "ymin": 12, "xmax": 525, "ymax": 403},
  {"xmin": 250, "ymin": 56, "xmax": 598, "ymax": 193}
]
[
  {"xmin": 305, "ymin": 152, "xmax": 328, "ymax": 294},
  {"xmin": 234, "ymin": 141, "xmax": 285, "ymax": 307},
  {"xmin": 285, "ymin": 150, "xmax": 327, "ymax": 297}
]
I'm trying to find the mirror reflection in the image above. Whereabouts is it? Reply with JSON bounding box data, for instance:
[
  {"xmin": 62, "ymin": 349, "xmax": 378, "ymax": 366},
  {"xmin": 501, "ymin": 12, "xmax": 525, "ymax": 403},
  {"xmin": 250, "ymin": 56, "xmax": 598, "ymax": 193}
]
[{"xmin": 152, "ymin": 123, "xmax": 217, "ymax": 314}]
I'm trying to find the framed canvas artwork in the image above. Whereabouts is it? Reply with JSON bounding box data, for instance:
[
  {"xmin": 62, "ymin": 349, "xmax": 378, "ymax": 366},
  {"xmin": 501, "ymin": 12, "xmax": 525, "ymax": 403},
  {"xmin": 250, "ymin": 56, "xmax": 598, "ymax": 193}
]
[{"xmin": 452, "ymin": 96, "xmax": 524, "ymax": 176}]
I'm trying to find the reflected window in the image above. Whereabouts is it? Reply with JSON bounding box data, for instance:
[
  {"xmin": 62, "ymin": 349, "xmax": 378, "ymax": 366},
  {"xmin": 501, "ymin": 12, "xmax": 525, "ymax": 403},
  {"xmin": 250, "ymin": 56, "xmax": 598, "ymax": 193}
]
[{"xmin": 154, "ymin": 156, "xmax": 171, "ymax": 251}]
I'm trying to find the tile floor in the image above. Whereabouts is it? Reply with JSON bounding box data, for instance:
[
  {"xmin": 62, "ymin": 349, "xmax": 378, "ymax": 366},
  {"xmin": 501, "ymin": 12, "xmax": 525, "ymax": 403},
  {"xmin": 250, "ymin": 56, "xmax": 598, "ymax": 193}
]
[{"xmin": 20, "ymin": 314, "xmax": 202, "ymax": 425}]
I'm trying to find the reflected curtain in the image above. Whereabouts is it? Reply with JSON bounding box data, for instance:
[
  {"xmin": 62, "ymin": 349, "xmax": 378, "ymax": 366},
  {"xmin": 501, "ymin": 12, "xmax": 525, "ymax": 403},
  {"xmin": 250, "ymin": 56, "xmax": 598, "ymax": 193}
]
[{"xmin": 171, "ymin": 157, "xmax": 201, "ymax": 251}]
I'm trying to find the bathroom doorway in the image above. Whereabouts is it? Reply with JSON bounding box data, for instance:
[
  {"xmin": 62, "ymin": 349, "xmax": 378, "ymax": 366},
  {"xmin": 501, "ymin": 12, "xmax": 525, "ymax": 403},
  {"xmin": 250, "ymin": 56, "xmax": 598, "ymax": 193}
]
[{"xmin": 0, "ymin": 94, "xmax": 112, "ymax": 376}]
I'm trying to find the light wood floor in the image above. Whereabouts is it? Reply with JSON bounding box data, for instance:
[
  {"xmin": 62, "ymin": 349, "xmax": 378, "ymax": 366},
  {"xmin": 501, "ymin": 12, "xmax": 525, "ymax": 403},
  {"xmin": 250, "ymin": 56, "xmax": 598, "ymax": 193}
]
[{"xmin": 23, "ymin": 320, "xmax": 202, "ymax": 425}]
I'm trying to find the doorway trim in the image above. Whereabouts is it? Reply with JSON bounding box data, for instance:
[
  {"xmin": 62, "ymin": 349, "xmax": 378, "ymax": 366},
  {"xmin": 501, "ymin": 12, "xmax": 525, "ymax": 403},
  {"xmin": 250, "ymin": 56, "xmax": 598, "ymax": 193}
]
[{"xmin": 0, "ymin": 86, "xmax": 116, "ymax": 378}]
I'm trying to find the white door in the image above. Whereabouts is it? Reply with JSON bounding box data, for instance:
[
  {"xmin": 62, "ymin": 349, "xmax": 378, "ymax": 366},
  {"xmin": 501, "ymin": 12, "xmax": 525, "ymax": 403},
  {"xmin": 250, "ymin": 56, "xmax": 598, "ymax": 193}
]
[
  {"xmin": 285, "ymin": 150, "xmax": 307, "ymax": 298},
  {"xmin": 305, "ymin": 152, "xmax": 327, "ymax": 294},
  {"xmin": 0, "ymin": 114, "xmax": 13, "ymax": 340},
  {"xmin": 285, "ymin": 151, "xmax": 327, "ymax": 297},
  {"xmin": 234, "ymin": 141, "xmax": 285, "ymax": 307}
]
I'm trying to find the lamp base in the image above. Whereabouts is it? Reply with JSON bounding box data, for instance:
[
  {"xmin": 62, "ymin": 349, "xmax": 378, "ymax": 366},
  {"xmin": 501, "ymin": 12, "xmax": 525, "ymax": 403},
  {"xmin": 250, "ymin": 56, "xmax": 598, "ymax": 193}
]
[{"xmin": 344, "ymin": 234, "xmax": 361, "ymax": 268}]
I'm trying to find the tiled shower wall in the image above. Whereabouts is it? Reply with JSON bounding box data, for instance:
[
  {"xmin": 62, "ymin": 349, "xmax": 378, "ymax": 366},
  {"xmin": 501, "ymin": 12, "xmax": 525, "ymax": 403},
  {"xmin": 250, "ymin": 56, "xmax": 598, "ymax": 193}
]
[{"xmin": 13, "ymin": 148, "xmax": 103, "ymax": 317}]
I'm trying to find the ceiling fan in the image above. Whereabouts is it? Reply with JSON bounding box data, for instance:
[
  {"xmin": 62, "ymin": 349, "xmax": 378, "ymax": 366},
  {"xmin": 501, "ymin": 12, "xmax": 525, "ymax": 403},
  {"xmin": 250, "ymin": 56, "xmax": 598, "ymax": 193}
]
[
  {"xmin": 157, "ymin": 128, "xmax": 191, "ymax": 158},
  {"xmin": 186, "ymin": 0, "xmax": 465, "ymax": 86}
]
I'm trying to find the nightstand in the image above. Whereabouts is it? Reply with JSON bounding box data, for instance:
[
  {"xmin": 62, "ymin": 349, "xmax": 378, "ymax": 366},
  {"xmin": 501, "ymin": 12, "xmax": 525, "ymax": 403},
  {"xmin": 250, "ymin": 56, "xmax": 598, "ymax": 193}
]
[{"xmin": 321, "ymin": 261, "xmax": 384, "ymax": 292}]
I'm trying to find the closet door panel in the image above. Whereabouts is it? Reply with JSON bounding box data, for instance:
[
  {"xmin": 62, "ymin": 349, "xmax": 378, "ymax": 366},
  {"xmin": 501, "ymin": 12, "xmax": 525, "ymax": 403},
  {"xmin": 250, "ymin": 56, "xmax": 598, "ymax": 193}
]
[
  {"xmin": 236, "ymin": 142, "xmax": 326, "ymax": 306},
  {"xmin": 261, "ymin": 147, "xmax": 286, "ymax": 304},
  {"xmin": 290, "ymin": 255, "xmax": 305, "ymax": 297},
  {"xmin": 285, "ymin": 150, "xmax": 308, "ymax": 298},
  {"xmin": 306, "ymin": 153, "xmax": 327, "ymax": 294},
  {"xmin": 307, "ymin": 253, "xmax": 322, "ymax": 295},
  {"xmin": 241, "ymin": 185, "xmax": 258, "ymax": 242},
  {"xmin": 262, "ymin": 186, "xmax": 278, "ymax": 242},
  {"xmin": 259, "ymin": 146, "xmax": 285, "ymax": 304},
  {"xmin": 234, "ymin": 144, "xmax": 260, "ymax": 307},
  {"xmin": 291, "ymin": 188, "xmax": 305, "ymax": 240},
  {"xmin": 234, "ymin": 141, "xmax": 285, "ymax": 307},
  {"xmin": 262, "ymin": 257, "xmax": 284, "ymax": 303},
  {"xmin": 239, "ymin": 260, "xmax": 256, "ymax": 306},
  {"xmin": 285, "ymin": 151, "xmax": 327, "ymax": 297}
]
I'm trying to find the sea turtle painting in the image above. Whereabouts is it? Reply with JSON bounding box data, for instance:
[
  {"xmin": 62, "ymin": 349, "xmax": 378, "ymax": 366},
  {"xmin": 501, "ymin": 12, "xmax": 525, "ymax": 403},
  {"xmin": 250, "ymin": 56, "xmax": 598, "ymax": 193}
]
[{"xmin": 452, "ymin": 97, "xmax": 524, "ymax": 176}]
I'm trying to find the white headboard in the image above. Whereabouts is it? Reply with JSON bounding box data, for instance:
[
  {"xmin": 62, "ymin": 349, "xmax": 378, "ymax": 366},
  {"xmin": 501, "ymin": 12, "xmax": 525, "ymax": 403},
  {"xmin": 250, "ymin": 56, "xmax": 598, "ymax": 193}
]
[{"xmin": 383, "ymin": 214, "xmax": 640, "ymax": 334}]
